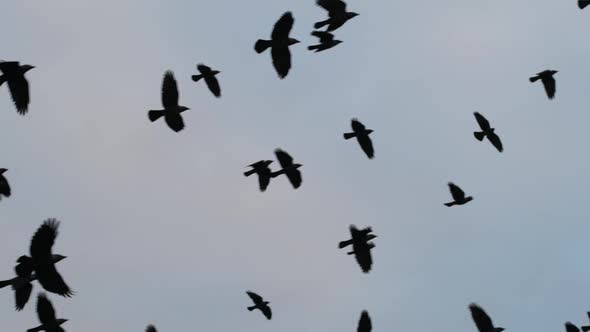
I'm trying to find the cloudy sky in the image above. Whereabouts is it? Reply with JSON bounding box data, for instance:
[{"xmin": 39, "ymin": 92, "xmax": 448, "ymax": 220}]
[{"xmin": 2, "ymin": 0, "xmax": 590, "ymax": 331}]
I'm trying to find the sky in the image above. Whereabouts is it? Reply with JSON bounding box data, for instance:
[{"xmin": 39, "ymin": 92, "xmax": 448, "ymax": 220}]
[{"xmin": 2, "ymin": 0, "xmax": 590, "ymax": 331}]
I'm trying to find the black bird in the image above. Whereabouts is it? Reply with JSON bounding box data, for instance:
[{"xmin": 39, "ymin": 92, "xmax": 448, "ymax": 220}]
[
  {"xmin": 344, "ymin": 119, "xmax": 374, "ymax": 159},
  {"xmin": 445, "ymin": 183, "xmax": 473, "ymax": 207},
  {"xmin": 0, "ymin": 61, "xmax": 34, "ymax": 115},
  {"xmin": 0, "ymin": 168, "xmax": 11, "ymax": 201},
  {"xmin": 358, "ymin": 311, "xmax": 372, "ymax": 332},
  {"xmin": 530, "ymin": 70, "xmax": 558, "ymax": 99},
  {"xmin": 246, "ymin": 291, "xmax": 272, "ymax": 320},
  {"xmin": 314, "ymin": 0, "xmax": 359, "ymax": 32},
  {"xmin": 192, "ymin": 64, "xmax": 221, "ymax": 98},
  {"xmin": 581, "ymin": 313, "xmax": 590, "ymax": 332},
  {"xmin": 254, "ymin": 12, "xmax": 300, "ymax": 79},
  {"xmin": 580, "ymin": 0, "xmax": 590, "ymax": 9},
  {"xmin": 0, "ymin": 254, "xmax": 66, "ymax": 310},
  {"xmin": 28, "ymin": 293, "xmax": 68, "ymax": 332},
  {"xmin": 469, "ymin": 303, "xmax": 504, "ymax": 332},
  {"xmin": 473, "ymin": 112, "xmax": 503, "ymax": 152},
  {"xmin": 244, "ymin": 160, "xmax": 273, "ymax": 192},
  {"xmin": 339, "ymin": 225, "xmax": 376, "ymax": 273},
  {"xmin": 308, "ymin": 31, "xmax": 342, "ymax": 52},
  {"xmin": 148, "ymin": 71, "xmax": 190, "ymax": 132},
  {"xmin": 271, "ymin": 149, "xmax": 303, "ymax": 189},
  {"xmin": 567, "ymin": 323, "xmax": 581, "ymax": 332},
  {"xmin": 146, "ymin": 325, "xmax": 157, "ymax": 332}
]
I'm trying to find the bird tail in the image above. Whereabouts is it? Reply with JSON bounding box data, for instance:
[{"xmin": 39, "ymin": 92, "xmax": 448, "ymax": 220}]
[
  {"xmin": 473, "ymin": 131, "xmax": 485, "ymax": 141},
  {"xmin": 148, "ymin": 110, "xmax": 164, "ymax": 122},
  {"xmin": 338, "ymin": 240, "xmax": 352, "ymax": 248},
  {"xmin": 244, "ymin": 169, "xmax": 256, "ymax": 177},
  {"xmin": 314, "ymin": 20, "xmax": 330, "ymax": 29},
  {"xmin": 308, "ymin": 45, "xmax": 321, "ymax": 51},
  {"xmin": 529, "ymin": 76, "xmax": 540, "ymax": 83},
  {"xmin": 247, "ymin": 305, "xmax": 257, "ymax": 311},
  {"xmin": 444, "ymin": 202, "xmax": 456, "ymax": 207},
  {"xmin": 343, "ymin": 132, "xmax": 356, "ymax": 140},
  {"xmin": 0, "ymin": 279, "xmax": 12, "ymax": 289},
  {"xmin": 254, "ymin": 40, "xmax": 272, "ymax": 54},
  {"xmin": 581, "ymin": 327, "xmax": 590, "ymax": 332},
  {"xmin": 191, "ymin": 74, "xmax": 204, "ymax": 82}
]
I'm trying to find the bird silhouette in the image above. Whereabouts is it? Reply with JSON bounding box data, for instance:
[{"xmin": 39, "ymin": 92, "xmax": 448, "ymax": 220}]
[
  {"xmin": 148, "ymin": 71, "xmax": 190, "ymax": 132},
  {"xmin": 308, "ymin": 31, "xmax": 342, "ymax": 52},
  {"xmin": 580, "ymin": 0, "xmax": 590, "ymax": 9},
  {"xmin": 469, "ymin": 303, "xmax": 504, "ymax": 332},
  {"xmin": 0, "ymin": 61, "xmax": 34, "ymax": 115},
  {"xmin": 27, "ymin": 293, "xmax": 68, "ymax": 332},
  {"xmin": 358, "ymin": 311, "xmax": 372, "ymax": 332},
  {"xmin": 244, "ymin": 160, "xmax": 273, "ymax": 192},
  {"xmin": 246, "ymin": 291, "xmax": 272, "ymax": 320},
  {"xmin": 445, "ymin": 183, "xmax": 473, "ymax": 207},
  {"xmin": 255, "ymin": 12, "xmax": 300, "ymax": 79},
  {"xmin": 339, "ymin": 225, "xmax": 376, "ymax": 273},
  {"xmin": 0, "ymin": 168, "xmax": 11, "ymax": 201},
  {"xmin": 582, "ymin": 313, "xmax": 590, "ymax": 332},
  {"xmin": 567, "ymin": 323, "xmax": 581, "ymax": 332},
  {"xmin": 146, "ymin": 325, "xmax": 157, "ymax": 332},
  {"xmin": 344, "ymin": 119, "xmax": 374, "ymax": 159},
  {"xmin": 473, "ymin": 112, "xmax": 503, "ymax": 152},
  {"xmin": 192, "ymin": 64, "xmax": 221, "ymax": 98},
  {"xmin": 314, "ymin": 0, "xmax": 359, "ymax": 32},
  {"xmin": 530, "ymin": 70, "xmax": 557, "ymax": 99},
  {"xmin": 271, "ymin": 149, "xmax": 303, "ymax": 189}
]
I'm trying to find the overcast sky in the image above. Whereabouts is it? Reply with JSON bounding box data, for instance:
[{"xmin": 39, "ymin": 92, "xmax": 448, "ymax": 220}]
[{"xmin": 2, "ymin": 0, "xmax": 590, "ymax": 331}]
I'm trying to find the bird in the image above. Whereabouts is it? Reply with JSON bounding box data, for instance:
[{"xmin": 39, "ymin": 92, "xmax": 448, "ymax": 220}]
[
  {"xmin": 580, "ymin": 0, "xmax": 590, "ymax": 9},
  {"xmin": 27, "ymin": 293, "xmax": 68, "ymax": 332},
  {"xmin": 308, "ymin": 31, "xmax": 342, "ymax": 52},
  {"xmin": 0, "ymin": 254, "xmax": 66, "ymax": 310},
  {"xmin": 358, "ymin": 311, "xmax": 372, "ymax": 332},
  {"xmin": 581, "ymin": 313, "xmax": 590, "ymax": 332},
  {"xmin": 244, "ymin": 160, "xmax": 273, "ymax": 192},
  {"xmin": 339, "ymin": 225, "xmax": 376, "ymax": 273},
  {"xmin": 271, "ymin": 149, "xmax": 303, "ymax": 189},
  {"xmin": 469, "ymin": 303, "xmax": 504, "ymax": 332},
  {"xmin": 192, "ymin": 64, "xmax": 221, "ymax": 98},
  {"xmin": 314, "ymin": 0, "xmax": 359, "ymax": 32},
  {"xmin": 344, "ymin": 119, "xmax": 374, "ymax": 159},
  {"xmin": 246, "ymin": 291, "xmax": 272, "ymax": 320},
  {"xmin": 0, "ymin": 168, "xmax": 11, "ymax": 201},
  {"xmin": 148, "ymin": 71, "xmax": 190, "ymax": 132},
  {"xmin": 530, "ymin": 70, "xmax": 557, "ymax": 99},
  {"xmin": 567, "ymin": 323, "xmax": 581, "ymax": 332},
  {"xmin": 473, "ymin": 112, "xmax": 503, "ymax": 152},
  {"xmin": 0, "ymin": 61, "xmax": 34, "ymax": 115},
  {"xmin": 146, "ymin": 325, "xmax": 157, "ymax": 332},
  {"xmin": 254, "ymin": 12, "xmax": 300, "ymax": 79},
  {"xmin": 445, "ymin": 183, "xmax": 473, "ymax": 207}
]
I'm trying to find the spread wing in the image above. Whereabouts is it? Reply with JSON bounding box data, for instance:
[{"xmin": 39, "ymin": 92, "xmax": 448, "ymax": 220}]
[
  {"xmin": 351, "ymin": 118, "xmax": 366, "ymax": 132},
  {"xmin": 7, "ymin": 75, "xmax": 30, "ymax": 115},
  {"xmin": 258, "ymin": 171, "xmax": 271, "ymax": 192},
  {"xmin": 285, "ymin": 168, "xmax": 302, "ymax": 189},
  {"xmin": 353, "ymin": 244, "xmax": 372, "ymax": 273},
  {"xmin": 271, "ymin": 12, "xmax": 294, "ymax": 40},
  {"xmin": 487, "ymin": 132, "xmax": 503, "ymax": 153},
  {"xmin": 165, "ymin": 113, "xmax": 185, "ymax": 132},
  {"xmin": 37, "ymin": 293, "xmax": 57, "ymax": 326},
  {"xmin": 566, "ymin": 323, "xmax": 580, "ymax": 332},
  {"xmin": 146, "ymin": 325, "xmax": 158, "ymax": 332},
  {"xmin": 271, "ymin": 46, "xmax": 292, "ymax": 79},
  {"xmin": 275, "ymin": 149, "xmax": 294, "ymax": 168},
  {"xmin": 473, "ymin": 112, "xmax": 490, "ymax": 131},
  {"xmin": 161, "ymin": 71, "xmax": 179, "ymax": 108},
  {"xmin": 542, "ymin": 76, "xmax": 556, "ymax": 99},
  {"xmin": 357, "ymin": 135, "xmax": 374, "ymax": 159},
  {"xmin": 580, "ymin": 0, "xmax": 590, "ymax": 9},
  {"xmin": 0, "ymin": 174, "xmax": 11, "ymax": 198},
  {"xmin": 317, "ymin": 0, "xmax": 346, "ymax": 16},
  {"xmin": 197, "ymin": 64, "xmax": 211, "ymax": 73},
  {"xmin": 469, "ymin": 303, "xmax": 495, "ymax": 332},
  {"xmin": 261, "ymin": 304, "xmax": 272, "ymax": 320},
  {"xmin": 15, "ymin": 256, "xmax": 33, "ymax": 277},
  {"xmin": 247, "ymin": 291, "xmax": 263, "ymax": 304},
  {"xmin": 204, "ymin": 76, "xmax": 221, "ymax": 98},
  {"xmin": 358, "ymin": 311, "xmax": 372, "ymax": 332},
  {"xmin": 448, "ymin": 183, "xmax": 465, "ymax": 201},
  {"xmin": 14, "ymin": 282, "xmax": 32, "ymax": 311}
]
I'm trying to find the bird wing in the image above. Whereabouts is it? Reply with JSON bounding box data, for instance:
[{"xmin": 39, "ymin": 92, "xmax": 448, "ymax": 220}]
[
  {"xmin": 204, "ymin": 76, "xmax": 221, "ymax": 97},
  {"xmin": 261, "ymin": 305, "xmax": 272, "ymax": 320},
  {"xmin": 353, "ymin": 243, "xmax": 372, "ymax": 273},
  {"xmin": 566, "ymin": 323, "xmax": 581, "ymax": 332},
  {"xmin": 7, "ymin": 74, "xmax": 30, "ymax": 115},
  {"xmin": 469, "ymin": 303, "xmax": 495, "ymax": 332},
  {"xmin": 146, "ymin": 325, "xmax": 158, "ymax": 332},
  {"xmin": 164, "ymin": 113, "xmax": 185, "ymax": 132},
  {"xmin": 15, "ymin": 256, "xmax": 33, "ymax": 277},
  {"xmin": 473, "ymin": 112, "xmax": 491, "ymax": 131},
  {"xmin": 311, "ymin": 31, "xmax": 334, "ymax": 43},
  {"xmin": 275, "ymin": 149, "xmax": 294, "ymax": 168},
  {"xmin": 448, "ymin": 183, "xmax": 465, "ymax": 201},
  {"xmin": 197, "ymin": 64, "xmax": 211, "ymax": 73},
  {"xmin": 487, "ymin": 132, "xmax": 503, "ymax": 152},
  {"xmin": 271, "ymin": 12, "xmax": 294, "ymax": 40},
  {"xmin": 258, "ymin": 170, "xmax": 272, "ymax": 192},
  {"xmin": 542, "ymin": 76, "xmax": 556, "ymax": 99},
  {"xmin": 0, "ymin": 175, "xmax": 10, "ymax": 198},
  {"xmin": 35, "ymin": 264, "xmax": 74, "ymax": 297},
  {"xmin": 37, "ymin": 293, "xmax": 57, "ymax": 326},
  {"xmin": 14, "ymin": 282, "xmax": 32, "ymax": 311},
  {"xmin": 271, "ymin": 46, "xmax": 292, "ymax": 79},
  {"xmin": 161, "ymin": 71, "xmax": 179, "ymax": 108},
  {"xmin": 351, "ymin": 118, "xmax": 366, "ymax": 132},
  {"xmin": 358, "ymin": 311, "xmax": 372, "ymax": 332},
  {"xmin": 317, "ymin": 0, "xmax": 346, "ymax": 16},
  {"xmin": 580, "ymin": 0, "xmax": 590, "ymax": 9},
  {"xmin": 357, "ymin": 135, "xmax": 374, "ymax": 159},
  {"xmin": 246, "ymin": 291, "xmax": 263, "ymax": 304},
  {"xmin": 285, "ymin": 168, "xmax": 302, "ymax": 189}
]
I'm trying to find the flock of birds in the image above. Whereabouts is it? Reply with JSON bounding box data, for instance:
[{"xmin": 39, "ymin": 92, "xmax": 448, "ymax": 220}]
[{"xmin": 0, "ymin": 0, "xmax": 588, "ymax": 331}]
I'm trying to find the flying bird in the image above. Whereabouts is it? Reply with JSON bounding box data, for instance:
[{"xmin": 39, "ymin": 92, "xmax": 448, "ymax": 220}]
[
  {"xmin": 148, "ymin": 71, "xmax": 190, "ymax": 132},
  {"xmin": 344, "ymin": 119, "xmax": 374, "ymax": 159},
  {"xmin": 581, "ymin": 313, "xmax": 590, "ymax": 332},
  {"xmin": 358, "ymin": 311, "xmax": 372, "ymax": 332},
  {"xmin": 308, "ymin": 31, "xmax": 342, "ymax": 52},
  {"xmin": 0, "ymin": 61, "xmax": 34, "ymax": 115},
  {"xmin": 254, "ymin": 12, "xmax": 300, "ymax": 79},
  {"xmin": 271, "ymin": 149, "xmax": 303, "ymax": 189},
  {"xmin": 444, "ymin": 183, "xmax": 473, "ymax": 207},
  {"xmin": 244, "ymin": 160, "xmax": 273, "ymax": 192},
  {"xmin": 314, "ymin": 0, "xmax": 359, "ymax": 32},
  {"xmin": 473, "ymin": 112, "xmax": 503, "ymax": 152},
  {"xmin": 0, "ymin": 168, "xmax": 11, "ymax": 201},
  {"xmin": 27, "ymin": 293, "xmax": 68, "ymax": 332},
  {"xmin": 192, "ymin": 64, "xmax": 221, "ymax": 98},
  {"xmin": 530, "ymin": 70, "xmax": 557, "ymax": 99},
  {"xmin": 469, "ymin": 303, "xmax": 504, "ymax": 332},
  {"xmin": 146, "ymin": 325, "xmax": 157, "ymax": 332},
  {"xmin": 567, "ymin": 323, "xmax": 581, "ymax": 332},
  {"xmin": 246, "ymin": 291, "xmax": 272, "ymax": 320},
  {"xmin": 339, "ymin": 225, "xmax": 376, "ymax": 273},
  {"xmin": 580, "ymin": 0, "xmax": 590, "ymax": 9}
]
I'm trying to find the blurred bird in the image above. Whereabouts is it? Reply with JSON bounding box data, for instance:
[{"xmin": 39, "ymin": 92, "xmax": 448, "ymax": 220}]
[
  {"xmin": 469, "ymin": 303, "xmax": 504, "ymax": 332},
  {"xmin": 473, "ymin": 112, "xmax": 503, "ymax": 152},
  {"xmin": 339, "ymin": 225, "xmax": 376, "ymax": 273},
  {"xmin": 567, "ymin": 323, "xmax": 581, "ymax": 332},
  {"xmin": 358, "ymin": 311, "xmax": 372, "ymax": 332},
  {"xmin": 192, "ymin": 64, "xmax": 221, "ymax": 98},
  {"xmin": 444, "ymin": 183, "xmax": 473, "ymax": 207},
  {"xmin": 146, "ymin": 325, "xmax": 157, "ymax": 332},
  {"xmin": 314, "ymin": 0, "xmax": 359, "ymax": 32},
  {"xmin": 529, "ymin": 70, "xmax": 557, "ymax": 99},
  {"xmin": 0, "ymin": 61, "xmax": 34, "ymax": 115},
  {"xmin": 254, "ymin": 12, "xmax": 300, "ymax": 79},
  {"xmin": 308, "ymin": 31, "xmax": 342, "ymax": 52},
  {"xmin": 581, "ymin": 313, "xmax": 590, "ymax": 332},
  {"xmin": 148, "ymin": 71, "xmax": 190, "ymax": 132},
  {"xmin": 580, "ymin": 0, "xmax": 590, "ymax": 9},
  {"xmin": 344, "ymin": 119, "xmax": 374, "ymax": 159},
  {"xmin": 27, "ymin": 293, "xmax": 68, "ymax": 332},
  {"xmin": 0, "ymin": 168, "xmax": 11, "ymax": 201},
  {"xmin": 246, "ymin": 291, "xmax": 272, "ymax": 320},
  {"xmin": 244, "ymin": 160, "xmax": 273, "ymax": 192},
  {"xmin": 271, "ymin": 149, "xmax": 303, "ymax": 189}
]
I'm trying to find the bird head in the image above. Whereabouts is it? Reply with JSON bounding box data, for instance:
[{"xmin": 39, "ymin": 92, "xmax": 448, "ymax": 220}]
[
  {"xmin": 179, "ymin": 106, "xmax": 190, "ymax": 112},
  {"xmin": 288, "ymin": 38, "xmax": 300, "ymax": 46},
  {"xmin": 496, "ymin": 328, "xmax": 504, "ymax": 332},
  {"xmin": 367, "ymin": 129, "xmax": 374, "ymax": 134},
  {"xmin": 550, "ymin": 70, "xmax": 558, "ymax": 75},
  {"xmin": 213, "ymin": 70, "xmax": 221, "ymax": 75},
  {"xmin": 334, "ymin": 40, "xmax": 343, "ymax": 46},
  {"xmin": 21, "ymin": 65, "xmax": 35, "ymax": 73},
  {"xmin": 366, "ymin": 234, "xmax": 377, "ymax": 241},
  {"xmin": 52, "ymin": 254, "xmax": 67, "ymax": 263},
  {"xmin": 0, "ymin": 168, "xmax": 7, "ymax": 175},
  {"xmin": 264, "ymin": 160, "xmax": 273, "ymax": 166},
  {"xmin": 294, "ymin": 163, "xmax": 303, "ymax": 169},
  {"xmin": 347, "ymin": 12, "xmax": 360, "ymax": 19},
  {"xmin": 57, "ymin": 319, "xmax": 69, "ymax": 325}
]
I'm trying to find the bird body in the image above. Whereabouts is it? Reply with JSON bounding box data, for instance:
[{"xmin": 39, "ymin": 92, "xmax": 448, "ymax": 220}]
[
  {"xmin": 314, "ymin": 0, "xmax": 359, "ymax": 32},
  {"xmin": 245, "ymin": 160, "xmax": 273, "ymax": 192},
  {"xmin": 530, "ymin": 70, "xmax": 557, "ymax": 99},
  {"xmin": 469, "ymin": 304, "xmax": 504, "ymax": 332},
  {"xmin": 473, "ymin": 112, "xmax": 503, "ymax": 152},
  {"xmin": 0, "ymin": 168, "xmax": 11, "ymax": 201},
  {"xmin": 192, "ymin": 64, "xmax": 221, "ymax": 97},
  {"xmin": 28, "ymin": 293, "xmax": 68, "ymax": 332},
  {"xmin": 358, "ymin": 311, "xmax": 372, "ymax": 332},
  {"xmin": 0, "ymin": 61, "xmax": 34, "ymax": 115},
  {"xmin": 271, "ymin": 149, "xmax": 302, "ymax": 189},
  {"xmin": 246, "ymin": 291, "xmax": 272, "ymax": 320},
  {"xmin": 255, "ymin": 12, "xmax": 300, "ymax": 78},
  {"xmin": 344, "ymin": 119, "xmax": 374, "ymax": 159},
  {"xmin": 445, "ymin": 183, "xmax": 473, "ymax": 207},
  {"xmin": 308, "ymin": 31, "xmax": 342, "ymax": 52},
  {"xmin": 340, "ymin": 225, "xmax": 376, "ymax": 273},
  {"xmin": 148, "ymin": 71, "xmax": 190, "ymax": 132}
]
